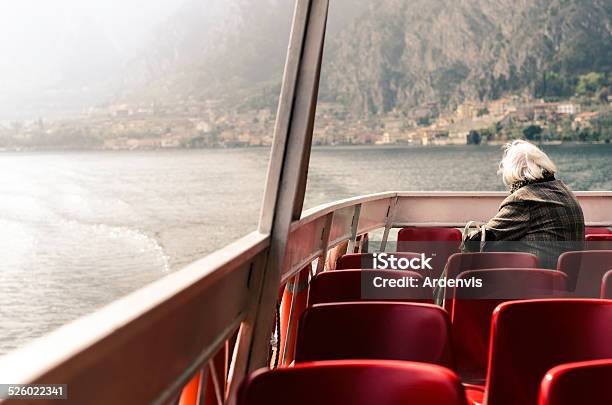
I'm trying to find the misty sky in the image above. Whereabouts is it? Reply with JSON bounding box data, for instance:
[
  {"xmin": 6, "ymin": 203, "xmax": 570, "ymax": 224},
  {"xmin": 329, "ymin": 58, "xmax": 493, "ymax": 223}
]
[
  {"xmin": 0, "ymin": 0, "xmax": 182, "ymax": 104},
  {"xmin": 0, "ymin": 0, "xmax": 366, "ymax": 121}
]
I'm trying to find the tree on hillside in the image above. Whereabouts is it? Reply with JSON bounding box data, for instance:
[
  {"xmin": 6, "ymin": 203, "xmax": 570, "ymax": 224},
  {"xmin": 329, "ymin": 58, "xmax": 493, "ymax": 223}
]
[
  {"xmin": 476, "ymin": 107, "xmax": 489, "ymax": 117},
  {"xmin": 523, "ymin": 125, "xmax": 543, "ymax": 141},
  {"xmin": 576, "ymin": 72, "xmax": 605, "ymax": 96},
  {"xmin": 598, "ymin": 87, "xmax": 609, "ymax": 103},
  {"xmin": 467, "ymin": 130, "xmax": 481, "ymax": 145},
  {"xmin": 535, "ymin": 72, "xmax": 574, "ymax": 99}
]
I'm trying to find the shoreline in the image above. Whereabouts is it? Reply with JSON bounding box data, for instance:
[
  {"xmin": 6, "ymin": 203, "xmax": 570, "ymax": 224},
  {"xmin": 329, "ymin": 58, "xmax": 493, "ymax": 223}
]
[{"xmin": 0, "ymin": 140, "xmax": 610, "ymax": 153}]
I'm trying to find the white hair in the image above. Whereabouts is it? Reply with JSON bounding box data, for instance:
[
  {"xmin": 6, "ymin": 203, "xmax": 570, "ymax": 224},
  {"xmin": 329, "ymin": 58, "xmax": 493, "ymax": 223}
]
[{"xmin": 498, "ymin": 140, "xmax": 557, "ymax": 186}]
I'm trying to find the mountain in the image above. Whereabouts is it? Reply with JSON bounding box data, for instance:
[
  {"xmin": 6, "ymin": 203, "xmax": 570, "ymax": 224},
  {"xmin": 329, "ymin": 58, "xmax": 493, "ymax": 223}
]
[
  {"xmin": 114, "ymin": 0, "xmax": 372, "ymax": 107},
  {"xmin": 115, "ymin": 0, "xmax": 295, "ymax": 105},
  {"xmin": 6, "ymin": 0, "xmax": 608, "ymax": 120},
  {"xmin": 320, "ymin": 0, "xmax": 612, "ymax": 114},
  {"xmin": 121, "ymin": 0, "xmax": 610, "ymax": 115}
]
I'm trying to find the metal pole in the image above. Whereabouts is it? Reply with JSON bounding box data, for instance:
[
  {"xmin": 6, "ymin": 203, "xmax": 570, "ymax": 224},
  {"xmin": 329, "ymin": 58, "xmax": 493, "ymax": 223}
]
[
  {"xmin": 314, "ymin": 212, "xmax": 334, "ymax": 274},
  {"xmin": 346, "ymin": 204, "xmax": 362, "ymax": 253},
  {"xmin": 381, "ymin": 196, "xmax": 399, "ymax": 251},
  {"xmin": 233, "ymin": 0, "xmax": 329, "ymax": 385}
]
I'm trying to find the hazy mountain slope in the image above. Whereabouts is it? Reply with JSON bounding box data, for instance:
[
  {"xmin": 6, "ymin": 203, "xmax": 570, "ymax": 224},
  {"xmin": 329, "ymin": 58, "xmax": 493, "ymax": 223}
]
[
  {"xmin": 61, "ymin": 0, "xmax": 611, "ymax": 114},
  {"xmin": 115, "ymin": 0, "xmax": 372, "ymax": 106},
  {"xmin": 4, "ymin": 0, "xmax": 608, "ymax": 120},
  {"xmin": 116, "ymin": 0, "xmax": 295, "ymax": 104},
  {"xmin": 321, "ymin": 0, "xmax": 612, "ymax": 114}
]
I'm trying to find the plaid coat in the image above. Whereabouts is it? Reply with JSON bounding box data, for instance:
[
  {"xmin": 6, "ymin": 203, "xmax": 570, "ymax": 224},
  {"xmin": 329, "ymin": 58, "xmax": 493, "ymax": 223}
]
[{"xmin": 466, "ymin": 179, "xmax": 585, "ymax": 268}]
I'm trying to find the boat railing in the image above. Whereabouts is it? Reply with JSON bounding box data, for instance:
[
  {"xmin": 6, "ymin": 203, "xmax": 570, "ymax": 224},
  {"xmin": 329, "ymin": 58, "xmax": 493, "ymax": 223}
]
[{"xmin": 0, "ymin": 191, "xmax": 610, "ymax": 404}]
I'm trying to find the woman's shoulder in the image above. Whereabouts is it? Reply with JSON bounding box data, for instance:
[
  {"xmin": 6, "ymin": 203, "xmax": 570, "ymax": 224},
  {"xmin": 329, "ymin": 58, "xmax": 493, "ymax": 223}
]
[
  {"xmin": 499, "ymin": 189, "xmax": 529, "ymax": 207},
  {"xmin": 504, "ymin": 180, "xmax": 572, "ymax": 206},
  {"xmin": 502, "ymin": 180, "xmax": 567, "ymax": 206}
]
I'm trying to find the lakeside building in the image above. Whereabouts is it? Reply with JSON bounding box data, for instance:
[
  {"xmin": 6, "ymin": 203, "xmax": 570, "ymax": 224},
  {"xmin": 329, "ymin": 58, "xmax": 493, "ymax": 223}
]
[
  {"xmin": 558, "ymin": 103, "xmax": 581, "ymax": 115},
  {"xmin": 2, "ymin": 94, "xmax": 609, "ymax": 150}
]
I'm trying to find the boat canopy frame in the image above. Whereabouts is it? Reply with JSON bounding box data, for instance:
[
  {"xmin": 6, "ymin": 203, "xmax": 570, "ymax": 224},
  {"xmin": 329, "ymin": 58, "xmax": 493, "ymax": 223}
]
[{"xmin": 0, "ymin": 0, "xmax": 611, "ymax": 404}]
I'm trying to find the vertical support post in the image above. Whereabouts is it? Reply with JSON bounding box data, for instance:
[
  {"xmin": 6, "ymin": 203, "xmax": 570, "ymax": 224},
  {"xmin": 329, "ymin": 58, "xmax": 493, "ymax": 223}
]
[
  {"xmin": 280, "ymin": 274, "xmax": 299, "ymax": 365},
  {"xmin": 208, "ymin": 359, "xmax": 223, "ymax": 405},
  {"xmin": 197, "ymin": 368, "xmax": 209, "ymax": 405},
  {"xmin": 315, "ymin": 212, "xmax": 334, "ymax": 274},
  {"xmin": 231, "ymin": 0, "xmax": 329, "ymax": 386},
  {"xmin": 346, "ymin": 204, "xmax": 362, "ymax": 253},
  {"xmin": 225, "ymin": 254, "xmax": 266, "ymax": 401},
  {"xmin": 380, "ymin": 196, "xmax": 399, "ymax": 251}
]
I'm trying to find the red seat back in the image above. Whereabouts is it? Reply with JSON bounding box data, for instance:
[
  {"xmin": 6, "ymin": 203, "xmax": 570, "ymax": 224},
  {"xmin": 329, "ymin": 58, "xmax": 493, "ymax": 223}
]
[
  {"xmin": 443, "ymin": 252, "xmax": 539, "ymax": 312},
  {"xmin": 335, "ymin": 252, "xmax": 420, "ymax": 270},
  {"xmin": 557, "ymin": 250, "xmax": 612, "ymax": 296},
  {"xmin": 585, "ymin": 234, "xmax": 612, "ymax": 251},
  {"xmin": 295, "ymin": 302, "xmax": 454, "ymax": 368},
  {"xmin": 585, "ymin": 227, "xmax": 612, "ymax": 235},
  {"xmin": 602, "ymin": 270, "xmax": 612, "ymax": 299},
  {"xmin": 398, "ymin": 227, "xmax": 462, "ymax": 241},
  {"xmin": 398, "ymin": 227, "xmax": 462, "ymax": 278},
  {"xmin": 451, "ymin": 269, "xmax": 568, "ymax": 384},
  {"xmin": 585, "ymin": 234, "xmax": 612, "ymax": 241},
  {"xmin": 307, "ymin": 269, "xmax": 432, "ymax": 306},
  {"xmin": 538, "ymin": 359, "xmax": 612, "ymax": 405},
  {"xmin": 237, "ymin": 360, "xmax": 468, "ymax": 405},
  {"xmin": 485, "ymin": 299, "xmax": 612, "ymax": 405}
]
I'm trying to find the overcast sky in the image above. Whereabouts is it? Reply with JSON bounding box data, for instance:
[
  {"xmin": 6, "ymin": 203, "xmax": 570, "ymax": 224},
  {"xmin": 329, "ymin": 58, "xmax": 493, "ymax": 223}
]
[{"xmin": 0, "ymin": 0, "xmax": 183, "ymax": 98}]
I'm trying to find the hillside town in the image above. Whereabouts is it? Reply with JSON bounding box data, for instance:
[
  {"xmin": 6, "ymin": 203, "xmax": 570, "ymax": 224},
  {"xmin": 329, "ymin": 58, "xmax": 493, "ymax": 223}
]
[{"xmin": 0, "ymin": 93, "xmax": 610, "ymax": 150}]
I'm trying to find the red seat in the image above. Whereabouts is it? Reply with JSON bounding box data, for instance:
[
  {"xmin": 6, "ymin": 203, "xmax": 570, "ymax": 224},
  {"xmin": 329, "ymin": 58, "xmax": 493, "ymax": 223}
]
[
  {"xmin": 484, "ymin": 299, "xmax": 612, "ymax": 405},
  {"xmin": 307, "ymin": 269, "xmax": 432, "ymax": 306},
  {"xmin": 585, "ymin": 234, "xmax": 612, "ymax": 241},
  {"xmin": 442, "ymin": 252, "xmax": 539, "ymax": 312},
  {"xmin": 294, "ymin": 302, "xmax": 454, "ymax": 368},
  {"xmin": 398, "ymin": 227, "xmax": 462, "ymax": 241},
  {"xmin": 538, "ymin": 359, "xmax": 612, "ymax": 405},
  {"xmin": 451, "ymin": 269, "xmax": 568, "ymax": 385},
  {"xmin": 335, "ymin": 252, "xmax": 421, "ymax": 270},
  {"xmin": 585, "ymin": 226, "xmax": 612, "ymax": 235},
  {"xmin": 602, "ymin": 270, "xmax": 612, "ymax": 299},
  {"xmin": 557, "ymin": 250, "xmax": 612, "ymax": 297},
  {"xmin": 237, "ymin": 360, "xmax": 468, "ymax": 405},
  {"xmin": 585, "ymin": 234, "xmax": 612, "ymax": 251},
  {"xmin": 398, "ymin": 227, "xmax": 462, "ymax": 278}
]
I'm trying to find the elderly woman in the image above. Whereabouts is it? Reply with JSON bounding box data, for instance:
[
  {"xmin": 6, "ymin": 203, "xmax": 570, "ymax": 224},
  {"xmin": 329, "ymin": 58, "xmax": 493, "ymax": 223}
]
[{"xmin": 465, "ymin": 140, "xmax": 584, "ymax": 268}]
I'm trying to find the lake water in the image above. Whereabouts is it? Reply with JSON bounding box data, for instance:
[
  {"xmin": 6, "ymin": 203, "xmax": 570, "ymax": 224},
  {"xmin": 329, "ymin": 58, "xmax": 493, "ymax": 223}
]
[{"xmin": 0, "ymin": 144, "xmax": 611, "ymax": 354}]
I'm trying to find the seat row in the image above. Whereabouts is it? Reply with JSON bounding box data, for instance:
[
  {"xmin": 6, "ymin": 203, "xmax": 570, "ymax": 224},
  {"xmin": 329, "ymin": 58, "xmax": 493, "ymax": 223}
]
[
  {"xmin": 396, "ymin": 226, "xmax": 612, "ymax": 242},
  {"xmin": 237, "ymin": 300, "xmax": 612, "ymax": 405},
  {"xmin": 235, "ymin": 227, "xmax": 612, "ymax": 404},
  {"xmin": 238, "ymin": 360, "xmax": 612, "ymax": 405},
  {"xmin": 336, "ymin": 250, "xmax": 612, "ymax": 298},
  {"xmin": 327, "ymin": 250, "xmax": 611, "ymax": 382},
  {"xmin": 392, "ymin": 226, "xmax": 611, "ymax": 269}
]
